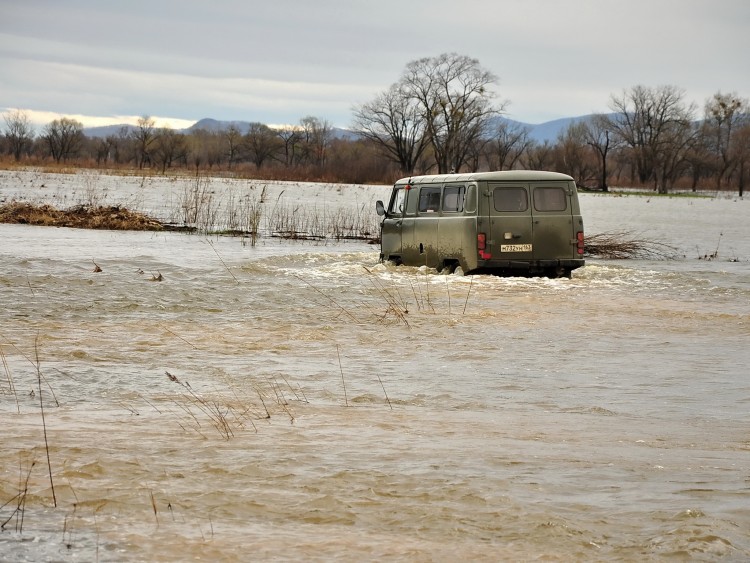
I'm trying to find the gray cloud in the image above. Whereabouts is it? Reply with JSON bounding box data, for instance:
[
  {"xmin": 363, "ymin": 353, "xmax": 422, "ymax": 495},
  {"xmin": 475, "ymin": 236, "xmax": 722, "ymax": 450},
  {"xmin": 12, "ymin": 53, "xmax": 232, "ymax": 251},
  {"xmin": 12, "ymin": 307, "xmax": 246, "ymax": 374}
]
[{"xmin": 2, "ymin": 0, "xmax": 749, "ymax": 128}]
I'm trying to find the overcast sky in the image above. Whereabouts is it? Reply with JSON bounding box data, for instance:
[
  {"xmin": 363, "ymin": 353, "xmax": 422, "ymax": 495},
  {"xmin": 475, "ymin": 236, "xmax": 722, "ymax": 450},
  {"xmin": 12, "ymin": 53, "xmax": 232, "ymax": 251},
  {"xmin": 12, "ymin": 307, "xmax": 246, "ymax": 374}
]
[{"xmin": 2, "ymin": 0, "xmax": 749, "ymax": 130}]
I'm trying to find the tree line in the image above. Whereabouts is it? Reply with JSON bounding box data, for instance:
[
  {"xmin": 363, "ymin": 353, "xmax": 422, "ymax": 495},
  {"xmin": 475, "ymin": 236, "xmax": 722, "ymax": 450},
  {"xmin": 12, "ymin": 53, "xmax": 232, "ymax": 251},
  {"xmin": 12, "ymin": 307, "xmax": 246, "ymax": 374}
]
[{"xmin": 2, "ymin": 53, "xmax": 749, "ymax": 195}]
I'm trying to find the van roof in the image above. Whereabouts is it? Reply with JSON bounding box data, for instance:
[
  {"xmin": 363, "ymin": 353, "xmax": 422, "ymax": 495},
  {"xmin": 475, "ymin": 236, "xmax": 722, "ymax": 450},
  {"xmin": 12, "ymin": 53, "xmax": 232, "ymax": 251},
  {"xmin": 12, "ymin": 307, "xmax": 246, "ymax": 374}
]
[{"xmin": 394, "ymin": 170, "xmax": 574, "ymax": 185}]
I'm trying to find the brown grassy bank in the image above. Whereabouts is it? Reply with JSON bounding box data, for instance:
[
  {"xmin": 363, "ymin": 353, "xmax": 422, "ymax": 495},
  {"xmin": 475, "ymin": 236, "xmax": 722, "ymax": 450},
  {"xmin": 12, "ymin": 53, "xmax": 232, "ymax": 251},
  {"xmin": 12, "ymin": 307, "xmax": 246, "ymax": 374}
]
[{"xmin": 0, "ymin": 202, "xmax": 166, "ymax": 231}]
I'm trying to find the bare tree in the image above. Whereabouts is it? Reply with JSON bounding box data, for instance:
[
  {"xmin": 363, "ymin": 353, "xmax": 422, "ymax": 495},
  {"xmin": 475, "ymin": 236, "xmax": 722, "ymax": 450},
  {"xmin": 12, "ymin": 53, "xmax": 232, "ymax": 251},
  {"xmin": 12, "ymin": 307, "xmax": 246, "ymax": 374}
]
[
  {"xmin": 42, "ymin": 117, "xmax": 84, "ymax": 163},
  {"xmin": 609, "ymin": 85, "xmax": 696, "ymax": 193},
  {"xmin": 276, "ymin": 126, "xmax": 303, "ymax": 166},
  {"xmin": 683, "ymin": 131, "xmax": 714, "ymax": 191},
  {"xmin": 555, "ymin": 122, "xmax": 595, "ymax": 186},
  {"xmin": 401, "ymin": 52, "xmax": 505, "ymax": 173},
  {"xmin": 657, "ymin": 118, "xmax": 699, "ymax": 193},
  {"xmin": 3, "ymin": 109, "xmax": 34, "ymax": 161},
  {"xmin": 485, "ymin": 119, "xmax": 531, "ymax": 170},
  {"xmin": 702, "ymin": 91, "xmax": 749, "ymax": 189},
  {"xmin": 463, "ymin": 135, "xmax": 491, "ymax": 172},
  {"xmin": 114, "ymin": 126, "xmax": 132, "ymax": 165},
  {"xmin": 352, "ymin": 82, "xmax": 428, "ymax": 174},
  {"xmin": 525, "ymin": 140, "xmax": 554, "ymax": 170},
  {"xmin": 187, "ymin": 129, "xmax": 223, "ymax": 172},
  {"xmin": 244, "ymin": 122, "xmax": 281, "ymax": 170},
  {"xmin": 223, "ymin": 124, "xmax": 244, "ymax": 170},
  {"xmin": 94, "ymin": 136, "xmax": 116, "ymax": 166},
  {"xmin": 299, "ymin": 116, "xmax": 332, "ymax": 166},
  {"xmin": 583, "ymin": 114, "xmax": 619, "ymax": 191},
  {"xmin": 735, "ymin": 122, "xmax": 750, "ymax": 197},
  {"xmin": 131, "ymin": 115, "xmax": 156, "ymax": 168},
  {"xmin": 153, "ymin": 128, "xmax": 188, "ymax": 173}
]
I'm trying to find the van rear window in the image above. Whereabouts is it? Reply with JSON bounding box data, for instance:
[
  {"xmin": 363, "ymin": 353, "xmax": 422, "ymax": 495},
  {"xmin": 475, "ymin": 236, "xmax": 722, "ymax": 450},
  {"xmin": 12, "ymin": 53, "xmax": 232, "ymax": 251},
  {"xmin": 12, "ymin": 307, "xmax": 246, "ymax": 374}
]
[
  {"xmin": 493, "ymin": 188, "xmax": 528, "ymax": 212},
  {"xmin": 533, "ymin": 187, "xmax": 567, "ymax": 211}
]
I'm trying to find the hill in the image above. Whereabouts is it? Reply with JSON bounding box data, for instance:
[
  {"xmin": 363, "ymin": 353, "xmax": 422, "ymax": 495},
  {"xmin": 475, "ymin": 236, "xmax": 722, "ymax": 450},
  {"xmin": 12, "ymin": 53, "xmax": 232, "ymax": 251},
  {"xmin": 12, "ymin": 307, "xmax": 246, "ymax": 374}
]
[
  {"xmin": 84, "ymin": 115, "xmax": 608, "ymax": 143},
  {"xmin": 83, "ymin": 118, "xmax": 359, "ymax": 141}
]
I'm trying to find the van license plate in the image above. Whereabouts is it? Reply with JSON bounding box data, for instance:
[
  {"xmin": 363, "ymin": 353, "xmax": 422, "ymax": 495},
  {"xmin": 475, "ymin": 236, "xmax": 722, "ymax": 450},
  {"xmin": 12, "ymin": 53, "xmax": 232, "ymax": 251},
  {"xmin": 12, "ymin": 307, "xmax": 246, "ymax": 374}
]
[{"xmin": 500, "ymin": 244, "xmax": 532, "ymax": 252}]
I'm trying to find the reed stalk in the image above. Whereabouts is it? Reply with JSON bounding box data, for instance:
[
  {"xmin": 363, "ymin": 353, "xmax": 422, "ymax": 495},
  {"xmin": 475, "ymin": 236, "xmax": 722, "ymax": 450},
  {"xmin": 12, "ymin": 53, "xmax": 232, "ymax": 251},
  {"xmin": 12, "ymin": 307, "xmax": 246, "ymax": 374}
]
[
  {"xmin": 462, "ymin": 276, "xmax": 474, "ymax": 315},
  {"xmin": 206, "ymin": 239, "xmax": 239, "ymax": 284},
  {"xmin": 166, "ymin": 371, "xmax": 234, "ymax": 439},
  {"xmin": 362, "ymin": 266, "xmax": 410, "ymax": 326},
  {"xmin": 294, "ymin": 275, "xmax": 361, "ymax": 324},
  {"xmin": 0, "ymin": 343, "xmax": 19, "ymax": 413},
  {"xmin": 376, "ymin": 372, "xmax": 392, "ymax": 410},
  {"xmin": 0, "ymin": 461, "xmax": 34, "ymax": 532},
  {"xmin": 35, "ymin": 335, "xmax": 56, "ymax": 507},
  {"xmin": 337, "ymin": 345, "xmax": 348, "ymax": 407},
  {"xmin": 150, "ymin": 490, "xmax": 159, "ymax": 527},
  {"xmin": 445, "ymin": 275, "xmax": 451, "ymax": 314}
]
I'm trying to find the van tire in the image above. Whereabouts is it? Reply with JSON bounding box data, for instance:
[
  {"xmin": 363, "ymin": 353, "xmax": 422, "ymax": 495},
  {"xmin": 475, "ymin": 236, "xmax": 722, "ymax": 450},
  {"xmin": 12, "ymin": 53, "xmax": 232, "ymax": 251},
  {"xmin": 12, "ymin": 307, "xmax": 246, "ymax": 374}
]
[
  {"xmin": 441, "ymin": 260, "xmax": 460, "ymax": 275},
  {"xmin": 388, "ymin": 256, "xmax": 402, "ymax": 266},
  {"xmin": 545, "ymin": 266, "xmax": 571, "ymax": 279}
]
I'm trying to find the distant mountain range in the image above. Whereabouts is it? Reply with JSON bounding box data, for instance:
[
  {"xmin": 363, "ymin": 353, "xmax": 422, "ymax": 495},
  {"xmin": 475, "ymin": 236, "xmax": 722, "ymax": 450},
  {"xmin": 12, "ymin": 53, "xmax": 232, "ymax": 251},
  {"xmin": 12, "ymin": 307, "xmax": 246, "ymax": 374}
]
[{"xmin": 83, "ymin": 115, "xmax": 601, "ymax": 144}]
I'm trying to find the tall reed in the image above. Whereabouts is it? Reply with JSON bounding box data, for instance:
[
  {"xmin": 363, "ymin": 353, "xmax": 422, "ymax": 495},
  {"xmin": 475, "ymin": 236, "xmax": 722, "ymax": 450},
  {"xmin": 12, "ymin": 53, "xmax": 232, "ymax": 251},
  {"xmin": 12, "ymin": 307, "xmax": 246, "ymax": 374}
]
[
  {"xmin": 0, "ymin": 343, "xmax": 19, "ymax": 413},
  {"xmin": 35, "ymin": 335, "xmax": 56, "ymax": 507}
]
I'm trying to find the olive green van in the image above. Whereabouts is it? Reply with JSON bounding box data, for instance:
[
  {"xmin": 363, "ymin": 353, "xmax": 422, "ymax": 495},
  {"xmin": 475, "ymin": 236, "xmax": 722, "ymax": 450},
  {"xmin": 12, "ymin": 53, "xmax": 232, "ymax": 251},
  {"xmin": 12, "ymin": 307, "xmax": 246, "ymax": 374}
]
[{"xmin": 375, "ymin": 171, "xmax": 585, "ymax": 278}]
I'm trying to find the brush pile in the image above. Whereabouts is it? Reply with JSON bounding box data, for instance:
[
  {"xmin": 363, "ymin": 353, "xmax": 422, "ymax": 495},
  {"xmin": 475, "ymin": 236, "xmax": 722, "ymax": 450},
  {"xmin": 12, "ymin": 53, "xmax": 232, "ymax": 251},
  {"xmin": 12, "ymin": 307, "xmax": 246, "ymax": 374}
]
[{"xmin": 585, "ymin": 230, "xmax": 679, "ymax": 259}]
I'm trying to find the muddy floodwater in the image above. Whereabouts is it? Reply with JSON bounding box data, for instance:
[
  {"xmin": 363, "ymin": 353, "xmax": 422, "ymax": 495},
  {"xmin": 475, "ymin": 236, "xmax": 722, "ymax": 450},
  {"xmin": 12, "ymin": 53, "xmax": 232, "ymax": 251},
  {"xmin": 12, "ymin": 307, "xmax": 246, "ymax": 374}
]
[{"xmin": 1, "ymin": 171, "xmax": 750, "ymax": 561}]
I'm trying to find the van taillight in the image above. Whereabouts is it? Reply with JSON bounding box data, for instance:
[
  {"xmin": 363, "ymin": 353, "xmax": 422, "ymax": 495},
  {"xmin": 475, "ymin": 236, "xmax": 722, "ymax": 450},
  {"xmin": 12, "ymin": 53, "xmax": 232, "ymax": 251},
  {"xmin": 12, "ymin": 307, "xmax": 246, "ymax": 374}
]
[
  {"xmin": 576, "ymin": 231, "xmax": 584, "ymax": 255},
  {"xmin": 477, "ymin": 233, "xmax": 492, "ymax": 260}
]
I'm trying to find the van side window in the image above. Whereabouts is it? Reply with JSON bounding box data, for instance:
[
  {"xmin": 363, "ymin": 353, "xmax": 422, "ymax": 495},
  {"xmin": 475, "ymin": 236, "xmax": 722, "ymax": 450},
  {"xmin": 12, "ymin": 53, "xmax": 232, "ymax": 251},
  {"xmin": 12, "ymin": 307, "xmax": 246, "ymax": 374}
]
[
  {"xmin": 388, "ymin": 187, "xmax": 406, "ymax": 214},
  {"xmin": 534, "ymin": 187, "xmax": 567, "ymax": 211},
  {"xmin": 442, "ymin": 186, "xmax": 465, "ymax": 212},
  {"xmin": 464, "ymin": 184, "xmax": 477, "ymax": 213},
  {"xmin": 405, "ymin": 186, "xmax": 419, "ymax": 215},
  {"xmin": 418, "ymin": 187, "xmax": 441, "ymax": 213},
  {"xmin": 493, "ymin": 188, "xmax": 528, "ymax": 212}
]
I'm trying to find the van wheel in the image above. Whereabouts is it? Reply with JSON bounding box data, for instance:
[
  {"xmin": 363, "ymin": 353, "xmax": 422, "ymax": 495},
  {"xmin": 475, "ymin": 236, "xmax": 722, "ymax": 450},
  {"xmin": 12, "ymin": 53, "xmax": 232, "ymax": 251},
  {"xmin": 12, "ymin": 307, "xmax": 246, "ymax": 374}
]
[
  {"xmin": 441, "ymin": 261, "xmax": 459, "ymax": 274},
  {"xmin": 545, "ymin": 267, "xmax": 563, "ymax": 279},
  {"xmin": 545, "ymin": 267, "xmax": 571, "ymax": 279}
]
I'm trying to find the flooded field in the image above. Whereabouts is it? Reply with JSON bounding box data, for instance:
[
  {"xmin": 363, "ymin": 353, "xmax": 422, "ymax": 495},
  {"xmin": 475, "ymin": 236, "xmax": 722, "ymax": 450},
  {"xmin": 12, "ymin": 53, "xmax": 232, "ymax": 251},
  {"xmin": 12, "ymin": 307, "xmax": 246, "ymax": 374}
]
[{"xmin": 1, "ymin": 171, "xmax": 749, "ymax": 561}]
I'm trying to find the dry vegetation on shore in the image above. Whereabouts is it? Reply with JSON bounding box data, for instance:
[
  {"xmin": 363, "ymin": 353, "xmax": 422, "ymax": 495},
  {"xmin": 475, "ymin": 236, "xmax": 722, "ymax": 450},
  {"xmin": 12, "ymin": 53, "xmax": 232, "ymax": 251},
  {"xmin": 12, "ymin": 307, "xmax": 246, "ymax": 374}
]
[{"xmin": 0, "ymin": 201, "xmax": 166, "ymax": 231}]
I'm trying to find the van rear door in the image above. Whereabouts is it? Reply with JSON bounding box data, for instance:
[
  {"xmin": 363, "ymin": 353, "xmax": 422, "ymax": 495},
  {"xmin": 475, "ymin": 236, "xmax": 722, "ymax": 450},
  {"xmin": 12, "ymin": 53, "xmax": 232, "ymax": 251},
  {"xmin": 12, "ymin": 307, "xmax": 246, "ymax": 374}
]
[
  {"xmin": 530, "ymin": 184, "xmax": 575, "ymax": 260},
  {"xmin": 487, "ymin": 183, "xmax": 533, "ymax": 261}
]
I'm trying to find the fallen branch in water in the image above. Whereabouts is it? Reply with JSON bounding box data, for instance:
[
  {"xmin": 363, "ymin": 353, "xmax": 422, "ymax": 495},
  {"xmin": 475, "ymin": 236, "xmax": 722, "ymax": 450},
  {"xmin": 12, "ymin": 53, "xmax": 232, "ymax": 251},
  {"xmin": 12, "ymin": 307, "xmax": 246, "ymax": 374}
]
[{"xmin": 584, "ymin": 231, "xmax": 679, "ymax": 260}]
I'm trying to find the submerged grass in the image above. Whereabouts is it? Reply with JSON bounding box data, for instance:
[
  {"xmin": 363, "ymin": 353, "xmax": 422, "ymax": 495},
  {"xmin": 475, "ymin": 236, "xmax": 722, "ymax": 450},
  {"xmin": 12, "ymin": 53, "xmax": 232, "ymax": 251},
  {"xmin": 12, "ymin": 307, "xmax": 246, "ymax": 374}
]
[{"xmin": 0, "ymin": 461, "xmax": 34, "ymax": 533}]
